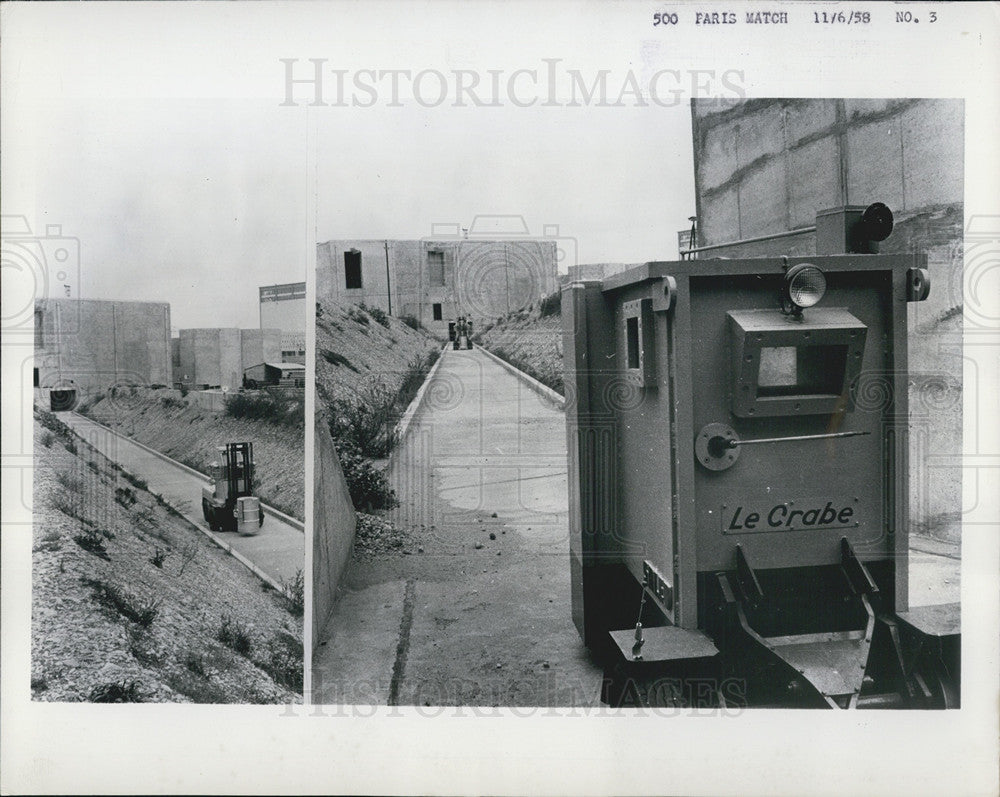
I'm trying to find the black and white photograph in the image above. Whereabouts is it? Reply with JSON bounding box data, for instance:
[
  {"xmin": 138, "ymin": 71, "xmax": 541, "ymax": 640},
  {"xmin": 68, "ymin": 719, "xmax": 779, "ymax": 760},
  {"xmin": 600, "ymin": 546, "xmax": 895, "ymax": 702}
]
[
  {"xmin": 8, "ymin": 94, "xmax": 307, "ymax": 705},
  {"xmin": 2, "ymin": 1, "xmax": 999, "ymax": 795},
  {"xmin": 312, "ymin": 97, "xmax": 965, "ymax": 711}
]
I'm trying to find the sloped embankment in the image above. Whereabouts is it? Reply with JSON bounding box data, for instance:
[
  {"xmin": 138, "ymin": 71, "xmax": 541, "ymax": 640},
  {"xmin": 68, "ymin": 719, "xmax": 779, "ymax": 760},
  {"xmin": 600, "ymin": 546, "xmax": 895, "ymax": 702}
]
[
  {"xmin": 80, "ymin": 389, "xmax": 303, "ymax": 520},
  {"xmin": 316, "ymin": 300, "xmax": 441, "ymax": 407},
  {"xmin": 473, "ymin": 292, "xmax": 564, "ymax": 394},
  {"xmin": 315, "ymin": 300, "xmax": 441, "ymax": 559},
  {"xmin": 32, "ymin": 410, "xmax": 302, "ymax": 703}
]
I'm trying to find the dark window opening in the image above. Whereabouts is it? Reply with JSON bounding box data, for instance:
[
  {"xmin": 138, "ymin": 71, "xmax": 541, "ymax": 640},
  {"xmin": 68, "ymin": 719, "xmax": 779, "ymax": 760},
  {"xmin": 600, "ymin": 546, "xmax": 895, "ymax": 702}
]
[
  {"xmin": 344, "ymin": 250, "xmax": 363, "ymax": 289},
  {"xmin": 428, "ymin": 251, "xmax": 445, "ymax": 287},
  {"xmin": 757, "ymin": 345, "xmax": 848, "ymax": 397},
  {"xmin": 33, "ymin": 368, "xmax": 39, "ymax": 387},
  {"xmin": 432, "ymin": 303, "xmax": 443, "ymax": 321},
  {"xmin": 626, "ymin": 316, "xmax": 640, "ymax": 369}
]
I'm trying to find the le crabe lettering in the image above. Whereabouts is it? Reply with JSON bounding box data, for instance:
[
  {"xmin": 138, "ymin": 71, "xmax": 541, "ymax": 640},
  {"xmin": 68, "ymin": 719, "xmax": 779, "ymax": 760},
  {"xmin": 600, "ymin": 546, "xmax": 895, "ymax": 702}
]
[{"xmin": 727, "ymin": 501, "xmax": 855, "ymax": 531}]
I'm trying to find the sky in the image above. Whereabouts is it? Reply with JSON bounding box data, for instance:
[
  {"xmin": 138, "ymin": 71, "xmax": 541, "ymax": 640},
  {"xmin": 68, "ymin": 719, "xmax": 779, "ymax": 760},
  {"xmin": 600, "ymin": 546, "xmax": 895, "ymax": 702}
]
[
  {"xmin": 7, "ymin": 99, "xmax": 311, "ymax": 332},
  {"xmin": 314, "ymin": 102, "xmax": 696, "ymax": 266},
  {"xmin": 1, "ymin": 3, "xmax": 707, "ymax": 333}
]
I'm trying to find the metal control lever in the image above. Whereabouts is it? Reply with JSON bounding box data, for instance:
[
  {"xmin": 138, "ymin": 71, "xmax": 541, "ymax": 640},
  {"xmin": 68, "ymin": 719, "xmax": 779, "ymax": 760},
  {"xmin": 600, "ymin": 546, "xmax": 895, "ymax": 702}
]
[{"xmin": 727, "ymin": 431, "xmax": 871, "ymax": 448}]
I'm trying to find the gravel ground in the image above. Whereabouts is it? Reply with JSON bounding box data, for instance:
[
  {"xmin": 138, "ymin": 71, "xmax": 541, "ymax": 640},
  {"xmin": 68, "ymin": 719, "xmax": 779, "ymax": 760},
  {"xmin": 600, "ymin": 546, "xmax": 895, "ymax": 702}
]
[
  {"xmin": 32, "ymin": 414, "xmax": 302, "ymax": 703},
  {"xmin": 352, "ymin": 513, "xmax": 413, "ymax": 559}
]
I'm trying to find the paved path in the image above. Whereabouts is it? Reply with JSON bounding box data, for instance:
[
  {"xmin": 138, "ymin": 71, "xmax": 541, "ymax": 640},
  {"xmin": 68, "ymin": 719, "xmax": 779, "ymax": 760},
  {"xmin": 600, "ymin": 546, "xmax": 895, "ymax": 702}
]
[
  {"xmin": 312, "ymin": 346, "xmax": 959, "ymax": 706},
  {"xmin": 58, "ymin": 412, "xmax": 303, "ymax": 589},
  {"xmin": 313, "ymin": 346, "xmax": 601, "ymax": 706}
]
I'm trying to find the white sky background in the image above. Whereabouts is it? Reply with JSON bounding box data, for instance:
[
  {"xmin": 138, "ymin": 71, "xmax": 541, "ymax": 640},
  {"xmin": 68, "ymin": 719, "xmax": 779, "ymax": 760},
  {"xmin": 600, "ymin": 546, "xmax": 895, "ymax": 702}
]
[
  {"xmin": 8, "ymin": 99, "xmax": 310, "ymax": 331},
  {"xmin": 315, "ymin": 103, "xmax": 694, "ymax": 261},
  {"xmin": 3, "ymin": 3, "xmax": 700, "ymax": 333}
]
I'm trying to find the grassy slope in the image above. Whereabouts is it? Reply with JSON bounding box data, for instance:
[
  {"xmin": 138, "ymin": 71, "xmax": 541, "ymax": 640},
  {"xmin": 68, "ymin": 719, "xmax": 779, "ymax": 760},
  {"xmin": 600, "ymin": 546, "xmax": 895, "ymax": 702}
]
[
  {"xmin": 316, "ymin": 300, "xmax": 441, "ymax": 409},
  {"xmin": 80, "ymin": 389, "xmax": 304, "ymax": 520},
  {"xmin": 473, "ymin": 298, "xmax": 564, "ymax": 394},
  {"xmin": 32, "ymin": 412, "xmax": 302, "ymax": 703},
  {"xmin": 316, "ymin": 301, "xmax": 441, "ymax": 556}
]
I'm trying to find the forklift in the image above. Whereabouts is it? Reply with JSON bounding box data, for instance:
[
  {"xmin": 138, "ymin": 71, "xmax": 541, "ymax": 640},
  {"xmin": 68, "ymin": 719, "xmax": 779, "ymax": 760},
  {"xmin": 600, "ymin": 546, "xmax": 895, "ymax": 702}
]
[
  {"xmin": 201, "ymin": 442, "xmax": 265, "ymax": 535},
  {"xmin": 452, "ymin": 316, "xmax": 474, "ymax": 350}
]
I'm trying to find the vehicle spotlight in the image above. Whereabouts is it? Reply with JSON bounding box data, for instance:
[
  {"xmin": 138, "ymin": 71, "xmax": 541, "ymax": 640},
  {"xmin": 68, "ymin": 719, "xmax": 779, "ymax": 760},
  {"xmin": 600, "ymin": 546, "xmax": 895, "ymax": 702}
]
[
  {"xmin": 855, "ymin": 202, "xmax": 893, "ymax": 247},
  {"xmin": 782, "ymin": 263, "xmax": 826, "ymax": 313}
]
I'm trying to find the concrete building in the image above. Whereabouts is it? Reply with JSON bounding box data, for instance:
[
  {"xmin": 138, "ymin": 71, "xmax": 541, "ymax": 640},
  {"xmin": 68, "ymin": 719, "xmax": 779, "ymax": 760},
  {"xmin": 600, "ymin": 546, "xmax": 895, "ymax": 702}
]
[
  {"xmin": 34, "ymin": 299, "xmax": 172, "ymax": 392},
  {"xmin": 688, "ymin": 97, "xmax": 963, "ymax": 540},
  {"xmin": 259, "ymin": 282, "xmax": 306, "ymax": 364},
  {"xmin": 316, "ymin": 238, "xmax": 559, "ymax": 334},
  {"xmin": 173, "ymin": 328, "xmax": 281, "ymax": 390}
]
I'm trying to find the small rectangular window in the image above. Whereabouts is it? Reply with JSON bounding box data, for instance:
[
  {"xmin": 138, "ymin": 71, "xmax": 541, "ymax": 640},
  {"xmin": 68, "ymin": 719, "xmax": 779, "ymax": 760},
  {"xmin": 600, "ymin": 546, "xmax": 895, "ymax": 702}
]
[
  {"xmin": 626, "ymin": 317, "xmax": 640, "ymax": 369},
  {"xmin": 344, "ymin": 250, "xmax": 363, "ymax": 289},
  {"xmin": 757, "ymin": 345, "xmax": 848, "ymax": 397},
  {"xmin": 432, "ymin": 303, "xmax": 443, "ymax": 321},
  {"xmin": 428, "ymin": 251, "xmax": 445, "ymax": 287}
]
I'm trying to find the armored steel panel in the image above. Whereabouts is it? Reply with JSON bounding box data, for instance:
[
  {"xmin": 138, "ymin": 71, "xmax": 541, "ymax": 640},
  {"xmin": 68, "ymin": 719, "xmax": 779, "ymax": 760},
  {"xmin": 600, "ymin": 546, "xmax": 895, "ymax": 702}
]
[
  {"xmin": 686, "ymin": 270, "xmax": 894, "ymax": 576},
  {"xmin": 587, "ymin": 253, "xmax": 923, "ymax": 625}
]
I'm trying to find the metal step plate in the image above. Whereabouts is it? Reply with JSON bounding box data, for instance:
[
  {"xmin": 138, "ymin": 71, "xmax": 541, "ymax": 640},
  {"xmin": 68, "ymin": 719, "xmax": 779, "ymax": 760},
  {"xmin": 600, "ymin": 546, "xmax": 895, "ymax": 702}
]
[{"xmin": 609, "ymin": 626, "xmax": 718, "ymax": 663}]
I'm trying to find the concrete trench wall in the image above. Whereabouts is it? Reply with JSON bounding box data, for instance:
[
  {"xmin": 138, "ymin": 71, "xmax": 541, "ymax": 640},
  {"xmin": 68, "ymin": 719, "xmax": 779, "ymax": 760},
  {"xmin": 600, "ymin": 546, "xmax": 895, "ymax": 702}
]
[{"xmin": 312, "ymin": 416, "xmax": 357, "ymax": 643}]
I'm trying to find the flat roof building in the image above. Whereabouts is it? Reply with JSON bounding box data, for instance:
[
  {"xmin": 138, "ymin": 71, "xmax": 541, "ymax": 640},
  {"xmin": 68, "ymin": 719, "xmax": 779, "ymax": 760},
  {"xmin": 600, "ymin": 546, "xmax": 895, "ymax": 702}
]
[
  {"xmin": 317, "ymin": 237, "xmax": 559, "ymax": 334},
  {"xmin": 34, "ymin": 298, "xmax": 172, "ymax": 392},
  {"xmin": 260, "ymin": 282, "xmax": 306, "ymax": 364},
  {"xmin": 173, "ymin": 327, "xmax": 281, "ymax": 390}
]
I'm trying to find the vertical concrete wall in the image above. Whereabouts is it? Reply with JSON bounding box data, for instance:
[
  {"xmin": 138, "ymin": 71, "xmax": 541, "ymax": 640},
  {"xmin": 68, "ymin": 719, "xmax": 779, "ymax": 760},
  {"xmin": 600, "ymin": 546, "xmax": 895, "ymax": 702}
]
[
  {"xmin": 317, "ymin": 238, "xmax": 559, "ymax": 334},
  {"xmin": 219, "ymin": 328, "xmax": 242, "ymax": 391},
  {"xmin": 240, "ymin": 328, "xmax": 282, "ymax": 370},
  {"xmin": 177, "ymin": 328, "xmax": 236, "ymax": 389},
  {"xmin": 176, "ymin": 328, "xmax": 283, "ymax": 389},
  {"xmin": 259, "ymin": 283, "xmax": 306, "ymax": 364},
  {"xmin": 690, "ymin": 98, "xmax": 964, "ymax": 541},
  {"xmin": 312, "ymin": 416, "xmax": 357, "ymax": 644},
  {"xmin": 34, "ymin": 299, "xmax": 171, "ymax": 391}
]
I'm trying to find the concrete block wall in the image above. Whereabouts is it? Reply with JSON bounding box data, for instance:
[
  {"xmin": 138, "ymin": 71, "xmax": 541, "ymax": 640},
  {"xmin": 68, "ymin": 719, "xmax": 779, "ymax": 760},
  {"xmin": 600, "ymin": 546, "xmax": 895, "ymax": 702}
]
[
  {"xmin": 691, "ymin": 99, "xmax": 963, "ymax": 251},
  {"xmin": 690, "ymin": 98, "xmax": 964, "ymax": 542},
  {"xmin": 177, "ymin": 328, "xmax": 238, "ymax": 390},
  {"xmin": 34, "ymin": 299, "xmax": 171, "ymax": 391}
]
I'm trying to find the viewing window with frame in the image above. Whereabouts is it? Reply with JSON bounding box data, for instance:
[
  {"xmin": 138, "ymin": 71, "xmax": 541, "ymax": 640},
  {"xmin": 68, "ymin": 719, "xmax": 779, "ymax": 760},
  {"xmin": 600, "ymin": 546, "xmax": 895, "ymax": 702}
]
[
  {"xmin": 727, "ymin": 308, "xmax": 867, "ymax": 417},
  {"xmin": 621, "ymin": 298, "xmax": 655, "ymax": 387}
]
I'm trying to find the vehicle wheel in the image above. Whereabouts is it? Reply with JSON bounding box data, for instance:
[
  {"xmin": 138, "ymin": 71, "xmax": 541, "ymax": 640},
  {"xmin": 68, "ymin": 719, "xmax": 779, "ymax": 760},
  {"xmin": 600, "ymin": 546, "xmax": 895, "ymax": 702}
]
[{"xmin": 259, "ymin": 507, "xmax": 265, "ymax": 527}]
